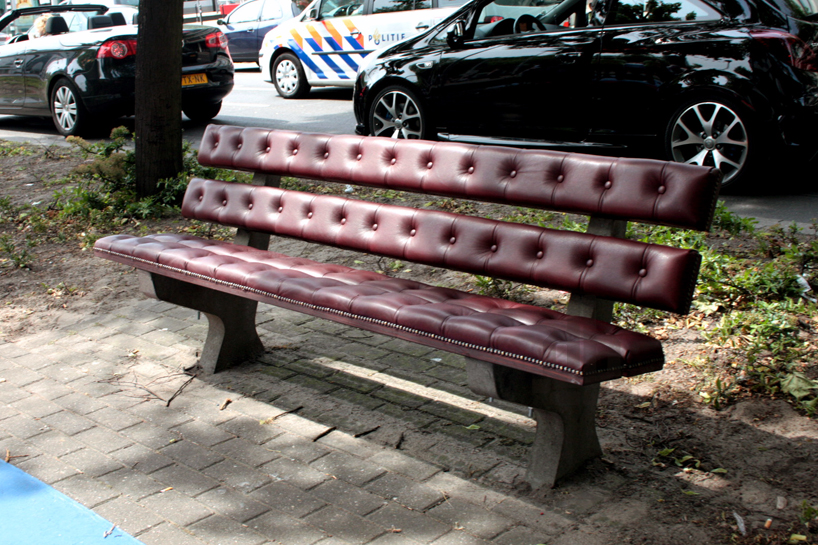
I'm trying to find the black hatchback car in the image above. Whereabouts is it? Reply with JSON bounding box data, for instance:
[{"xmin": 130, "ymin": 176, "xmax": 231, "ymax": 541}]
[
  {"xmin": 0, "ymin": 4, "xmax": 234, "ymax": 136},
  {"xmin": 353, "ymin": 0, "xmax": 818, "ymax": 189}
]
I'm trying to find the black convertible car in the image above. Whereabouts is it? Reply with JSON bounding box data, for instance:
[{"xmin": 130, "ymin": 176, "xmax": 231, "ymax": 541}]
[
  {"xmin": 0, "ymin": 4, "xmax": 234, "ymax": 136},
  {"xmin": 353, "ymin": 0, "xmax": 818, "ymax": 189}
]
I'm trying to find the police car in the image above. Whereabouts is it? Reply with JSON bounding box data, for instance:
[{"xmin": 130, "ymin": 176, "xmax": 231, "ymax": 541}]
[{"xmin": 259, "ymin": 0, "xmax": 467, "ymax": 98}]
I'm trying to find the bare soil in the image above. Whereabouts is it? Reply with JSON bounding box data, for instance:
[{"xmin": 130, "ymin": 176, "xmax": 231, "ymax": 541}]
[{"xmin": 1, "ymin": 141, "xmax": 816, "ymax": 545}]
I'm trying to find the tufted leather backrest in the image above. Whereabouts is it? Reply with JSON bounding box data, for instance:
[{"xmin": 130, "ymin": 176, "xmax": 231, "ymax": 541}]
[
  {"xmin": 182, "ymin": 179, "xmax": 702, "ymax": 314},
  {"xmin": 198, "ymin": 125, "xmax": 721, "ymax": 231}
]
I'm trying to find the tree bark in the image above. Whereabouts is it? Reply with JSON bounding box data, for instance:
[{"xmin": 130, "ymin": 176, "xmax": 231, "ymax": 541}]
[{"xmin": 134, "ymin": 0, "xmax": 183, "ymax": 198}]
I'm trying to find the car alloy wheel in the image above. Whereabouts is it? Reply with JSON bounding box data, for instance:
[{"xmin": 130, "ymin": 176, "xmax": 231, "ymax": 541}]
[
  {"xmin": 668, "ymin": 101, "xmax": 750, "ymax": 187},
  {"xmin": 51, "ymin": 79, "xmax": 89, "ymax": 137},
  {"xmin": 370, "ymin": 87, "xmax": 426, "ymax": 139},
  {"xmin": 54, "ymin": 85, "xmax": 79, "ymax": 133},
  {"xmin": 273, "ymin": 53, "xmax": 310, "ymax": 99}
]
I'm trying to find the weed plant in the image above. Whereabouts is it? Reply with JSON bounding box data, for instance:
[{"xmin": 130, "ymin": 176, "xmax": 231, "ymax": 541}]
[{"xmin": 627, "ymin": 202, "xmax": 818, "ymax": 415}]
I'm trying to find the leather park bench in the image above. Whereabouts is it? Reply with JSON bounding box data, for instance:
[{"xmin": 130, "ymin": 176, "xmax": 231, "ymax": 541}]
[{"xmin": 94, "ymin": 125, "xmax": 721, "ymax": 489}]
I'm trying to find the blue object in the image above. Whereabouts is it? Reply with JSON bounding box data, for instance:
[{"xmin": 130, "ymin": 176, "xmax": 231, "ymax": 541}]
[{"xmin": 0, "ymin": 461, "xmax": 143, "ymax": 545}]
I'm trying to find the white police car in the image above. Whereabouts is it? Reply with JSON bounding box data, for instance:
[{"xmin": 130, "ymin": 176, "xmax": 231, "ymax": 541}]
[{"xmin": 259, "ymin": 0, "xmax": 467, "ymax": 98}]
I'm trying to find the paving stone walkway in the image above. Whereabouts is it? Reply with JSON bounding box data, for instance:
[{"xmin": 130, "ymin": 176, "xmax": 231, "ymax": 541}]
[{"xmin": 0, "ymin": 295, "xmax": 585, "ymax": 545}]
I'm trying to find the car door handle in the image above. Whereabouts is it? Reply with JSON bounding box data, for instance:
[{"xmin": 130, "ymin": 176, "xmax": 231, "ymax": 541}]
[
  {"xmin": 14, "ymin": 59, "xmax": 23, "ymax": 67},
  {"xmin": 415, "ymin": 23, "xmax": 429, "ymax": 30},
  {"xmin": 350, "ymin": 30, "xmax": 361, "ymax": 37},
  {"xmin": 417, "ymin": 61, "xmax": 433, "ymax": 69}
]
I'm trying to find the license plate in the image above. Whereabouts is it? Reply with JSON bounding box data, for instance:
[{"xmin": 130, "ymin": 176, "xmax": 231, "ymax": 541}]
[{"xmin": 182, "ymin": 73, "xmax": 208, "ymax": 86}]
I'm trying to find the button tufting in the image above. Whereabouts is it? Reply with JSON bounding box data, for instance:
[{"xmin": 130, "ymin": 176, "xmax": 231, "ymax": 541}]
[
  {"xmin": 265, "ymin": 147, "xmax": 271, "ymax": 153},
  {"xmin": 292, "ymin": 148, "xmax": 298, "ymax": 155},
  {"xmin": 307, "ymin": 212, "xmax": 313, "ymax": 218},
  {"xmin": 427, "ymin": 162, "xmax": 433, "ymax": 169},
  {"xmin": 449, "ymin": 237, "xmax": 456, "ymax": 244},
  {"xmin": 390, "ymin": 158, "xmax": 396, "ymax": 165},
  {"xmin": 536, "ymin": 251, "xmax": 544, "ymax": 259},
  {"xmin": 586, "ymin": 259, "xmax": 594, "ymax": 267},
  {"xmin": 604, "ymin": 181, "xmax": 612, "ymax": 189},
  {"xmin": 198, "ymin": 195, "xmax": 203, "ymax": 201},
  {"xmin": 467, "ymin": 166, "xmax": 474, "ymax": 174},
  {"xmin": 323, "ymin": 151, "xmax": 329, "ymax": 159},
  {"xmin": 556, "ymin": 174, "xmax": 564, "ymax": 182},
  {"xmin": 278, "ymin": 206, "xmax": 283, "ymax": 212},
  {"xmin": 658, "ymin": 185, "xmax": 666, "ymax": 194},
  {"xmin": 490, "ymin": 245, "xmax": 497, "ymax": 252},
  {"xmin": 372, "ymin": 223, "xmax": 378, "ymax": 230},
  {"xmin": 248, "ymin": 203, "xmax": 253, "ymax": 210},
  {"xmin": 356, "ymin": 153, "xmax": 362, "ymax": 160},
  {"xmin": 237, "ymin": 143, "xmax": 242, "ymax": 149},
  {"xmin": 340, "ymin": 218, "xmax": 346, "ymax": 224},
  {"xmin": 639, "ymin": 268, "xmax": 647, "ymax": 277},
  {"xmin": 222, "ymin": 200, "xmax": 227, "ymax": 206},
  {"xmin": 510, "ymin": 170, "xmax": 517, "ymax": 178},
  {"xmin": 409, "ymin": 229, "xmax": 416, "ymax": 236},
  {"xmin": 214, "ymin": 141, "xmax": 219, "ymax": 146}
]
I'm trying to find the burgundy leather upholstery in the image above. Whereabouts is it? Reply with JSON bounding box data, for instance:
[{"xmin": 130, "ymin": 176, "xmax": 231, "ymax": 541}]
[
  {"xmin": 198, "ymin": 125, "xmax": 721, "ymax": 231},
  {"xmin": 95, "ymin": 232, "xmax": 663, "ymax": 385},
  {"xmin": 95, "ymin": 127, "xmax": 719, "ymax": 384},
  {"xmin": 180, "ymin": 179, "xmax": 699, "ymax": 314}
]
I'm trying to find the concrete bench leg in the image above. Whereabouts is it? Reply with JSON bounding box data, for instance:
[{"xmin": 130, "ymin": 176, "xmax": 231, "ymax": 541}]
[
  {"xmin": 138, "ymin": 271, "xmax": 265, "ymax": 374},
  {"xmin": 466, "ymin": 359, "xmax": 601, "ymax": 489}
]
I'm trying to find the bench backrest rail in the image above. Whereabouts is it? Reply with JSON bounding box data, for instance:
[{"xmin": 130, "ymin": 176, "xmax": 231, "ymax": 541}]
[
  {"xmin": 183, "ymin": 178, "xmax": 701, "ymax": 314},
  {"xmin": 198, "ymin": 126, "xmax": 721, "ymax": 232}
]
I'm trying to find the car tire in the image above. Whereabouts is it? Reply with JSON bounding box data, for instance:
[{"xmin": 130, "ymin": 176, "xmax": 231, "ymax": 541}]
[
  {"xmin": 51, "ymin": 79, "xmax": 90, "ymax": 137},
  {"xmin": 368, "ymin": 86, "xmax": 429, "ymax": 140},
  {"xmin": 183, "ymin": 101, "xmax": 222, "ymax": 123},
  {"xmin": 665, "ymin": 97, "xmax": 762, "ymax": 192},
  {"xmin": 273, "ymin": 53, "xmax": 310, "ymax": 99}
]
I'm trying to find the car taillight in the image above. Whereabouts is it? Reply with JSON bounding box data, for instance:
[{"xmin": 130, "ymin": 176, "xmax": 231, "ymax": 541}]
[
  {"xmin": 97, "ymin": 39, "xmax": 137, "ymax": 59},
  {"xmin": 205, "ymin": 31, "xmax": 227, "ymax": 49},
  {"xmin": 749, "ymin": 29, "xmax": 818, "ymax": 72}
]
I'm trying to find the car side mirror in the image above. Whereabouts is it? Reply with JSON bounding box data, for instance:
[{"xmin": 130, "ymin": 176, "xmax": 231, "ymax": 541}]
[
  {"xmin": 217, "ymin": 18, "xmax": 226, "ymax": 24},
  {"xmin": 307, "ymin": 8, "xmax": 318, "ymax": 20},
  {"xmin": 446, "ymin": 20, "xmax": 465, "ymax": 49}
]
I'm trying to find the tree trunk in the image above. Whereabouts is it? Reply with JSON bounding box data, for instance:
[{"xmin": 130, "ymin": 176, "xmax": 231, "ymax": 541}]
[{"xmin": 134, "ymin": 0, "xmax": 183, "ymax": 198}]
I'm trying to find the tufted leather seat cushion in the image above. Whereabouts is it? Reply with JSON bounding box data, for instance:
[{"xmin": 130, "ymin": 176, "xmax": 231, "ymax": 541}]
[
  {"xmin": 197, "ymin": 125, "xmax": 721, "ymax": 231},
  {"xmin": 95, "ymin": 232, "xmax": 663, "ymax": 385}
]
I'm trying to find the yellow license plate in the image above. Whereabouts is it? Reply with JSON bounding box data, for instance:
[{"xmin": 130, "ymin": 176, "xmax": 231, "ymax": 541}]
[{"xmin": 182, "ymin": 73, "xmax": 208, "ymax": 86}]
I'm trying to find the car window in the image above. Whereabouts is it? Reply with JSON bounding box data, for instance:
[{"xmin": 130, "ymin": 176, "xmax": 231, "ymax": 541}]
[
  {"xmin": 436, "ymin": 0, "xmax": 471, "ymax": 7},
  {"xmin": 610, "ymin": 0, "xmax": 721, "ymax": 23},
  {"xmin": 319, "ymin": 0, "xmax": 363, "ymax": 18},
  {"xmin": 261, "ymin": 0, "xmax": 284, "ymax": 19},
  {"xmin": 372, "ymin": 0, "xmax": 431, "ymax": 13},
  {"xmin": 472, "ymin": 0, "xmax": 588, "ymax": 38},
  {"xmin": 229, "ymin": 0, "xmax": 262, "ymax": 23}
]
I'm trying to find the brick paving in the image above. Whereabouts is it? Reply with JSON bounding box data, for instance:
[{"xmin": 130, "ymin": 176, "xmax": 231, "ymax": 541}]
[{"xmin": 0, "ymin": 295, "xmax": 588, "ymax": 545}]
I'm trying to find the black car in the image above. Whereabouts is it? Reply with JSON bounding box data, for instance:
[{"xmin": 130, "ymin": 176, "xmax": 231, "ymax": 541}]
[
  {"xmin": 0, "ymin": 4, "xmax": 234, "ymax": 136},
  {"xmin": 353, "ymin": 0, "xmax": 818, "ymax": 189}
]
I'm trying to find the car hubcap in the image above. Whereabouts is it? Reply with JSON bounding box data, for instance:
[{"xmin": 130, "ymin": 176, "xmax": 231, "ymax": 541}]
[
  {"xmin": 371, "ymin": 90, "xmax": 423, "ymax": 139},
  {"xmin": 276, "ymin": 59, "xmax": 299, "ymax": 94},
  {"xmin": 670, "ymin": 102, "xmax": 748, "ymax": 185},
  {"xmin": 54, "ymin": 86, "xmax": 77, "ymax": 132}
]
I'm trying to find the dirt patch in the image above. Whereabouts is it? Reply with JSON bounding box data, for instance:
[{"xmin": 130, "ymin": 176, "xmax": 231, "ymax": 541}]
[{"xmin": 1, "ymin": 140, "xmax": 816, "ymax": 545}]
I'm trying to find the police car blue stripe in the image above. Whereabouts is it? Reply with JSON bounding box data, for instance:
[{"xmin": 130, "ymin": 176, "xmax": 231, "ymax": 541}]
[
  {"xmin": 304, "ymin": 37, "xmax": 351, "ymax": 79},
  {"xmin": 286, "ymin": 38, "xmax": 328, "ymax": 79},
  {"xmin": 322, "ymin": 36, "xmax": 360, "ymax": 72},
  {"xmin": 344, "ymin": 36, "xmax": 365, "ymax": 51}
]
